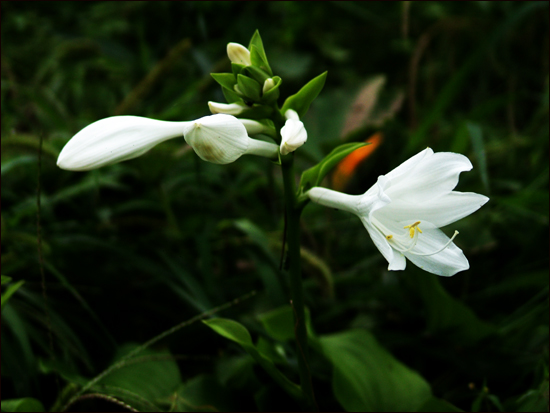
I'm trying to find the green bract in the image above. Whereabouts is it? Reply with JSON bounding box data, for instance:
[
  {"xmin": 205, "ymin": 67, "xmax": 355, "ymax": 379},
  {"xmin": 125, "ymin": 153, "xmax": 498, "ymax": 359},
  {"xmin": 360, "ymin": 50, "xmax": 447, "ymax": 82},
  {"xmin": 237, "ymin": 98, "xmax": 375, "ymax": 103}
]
[{"xmin": 281, "ymin": 71, "xmax": 328, "ymax": 119}]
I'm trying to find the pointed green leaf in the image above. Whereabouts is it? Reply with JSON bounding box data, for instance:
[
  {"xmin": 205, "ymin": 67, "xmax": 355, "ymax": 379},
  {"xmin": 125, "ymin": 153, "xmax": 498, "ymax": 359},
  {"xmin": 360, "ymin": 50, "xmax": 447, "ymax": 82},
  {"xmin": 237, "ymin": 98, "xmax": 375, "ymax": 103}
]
[
  {"xmin": 231, "ymin": 63, "xmax": 246, "ymax": 78},
  {"xmin": 243, "ymin": 65, "xmax": 271, "ymax": 84},
  {"xmin": 222, "ymin": 87, "xmax": 243, "ymax": 104},
  {"xmin": 298, "ymin": 142, "xmax": 368, "ymax": 195},
  {"xmin": 210, "ymin": 73, "xmax": 237, "ymax": 92},
  {"xmin": 1, "ymin": 275, "xmax": 12, "ymax": 285},
  {"xmin": 237, "ymin": 74, "xmax": 261, "ymax": 102},
  {"xmin": 1, "ymin": 280, "xmax": 25, "ymax": 309},
  {"xmin": 248, "ymin": 30, "xmax": 272, "ymax": 75},
  {"xmin": 281, "ymin": 71, "xmax": 328, "ymax": 118},
  {"xmin": 203, "ymin": 318, "xmax": 253, "ymax": 347}
]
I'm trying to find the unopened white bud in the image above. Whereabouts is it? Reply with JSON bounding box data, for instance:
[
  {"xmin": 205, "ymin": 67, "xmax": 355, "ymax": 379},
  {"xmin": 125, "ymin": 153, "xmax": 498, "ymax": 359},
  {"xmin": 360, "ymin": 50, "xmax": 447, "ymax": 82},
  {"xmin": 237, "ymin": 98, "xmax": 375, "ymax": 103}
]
[
  {"xmin": 208, "ymin": 101, "xmax": 248, "ymax": 115},
  {"xmin": 183, "ymin": 114, "xmax": 278, "ymax": 164},
  {"xmin": 284, "ymin": 109, "xmax": 300, "ymax": 121},
  {"xmin": 262, "ymin": 78, "xmax": 276, "ymax": 94},
  {"xmin": 280, "ymin": 118, "xmax": 307, "ymax": 156},
  {"xmin": 227, "ymin": 43, "xmax": 251, "ymax": 66}
]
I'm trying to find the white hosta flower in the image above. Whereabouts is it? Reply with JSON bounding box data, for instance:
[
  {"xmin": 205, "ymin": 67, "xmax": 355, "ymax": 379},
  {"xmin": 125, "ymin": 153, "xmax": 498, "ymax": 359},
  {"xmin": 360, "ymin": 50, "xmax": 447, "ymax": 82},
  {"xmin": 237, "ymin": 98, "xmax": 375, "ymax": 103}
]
[
  {"xmin": 307, "ymin": 148, "xmax": 489, "ymax": 276},
  {"xmin": 227, "ymin": 43, "xmax": 251, "ymax": 66},
  {"xmin": 208, "ymin": 101, "xmax": 249, "ymax": 116},
  {"xmin": 57, "ymin": 116, "xmax": 188, "ymax": 171},
  {"xmin": 280, "ymin": 109, "xmax": 307, "ymax": 156},
  {"xmin": 183, "ymin": 114, "xmax": 278, "ymax": 164}
]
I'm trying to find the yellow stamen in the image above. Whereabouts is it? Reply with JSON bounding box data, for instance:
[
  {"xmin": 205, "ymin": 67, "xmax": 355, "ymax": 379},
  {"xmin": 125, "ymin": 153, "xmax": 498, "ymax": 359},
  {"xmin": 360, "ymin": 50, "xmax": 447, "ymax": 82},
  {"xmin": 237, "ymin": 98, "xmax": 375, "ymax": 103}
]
[
  {"xmin": 403, "ymin": 221, "xmax": 422, "ymax": 238},
  {"xmin": 386, "ymin": 235, "xmax": 393, "ymax": 240}
]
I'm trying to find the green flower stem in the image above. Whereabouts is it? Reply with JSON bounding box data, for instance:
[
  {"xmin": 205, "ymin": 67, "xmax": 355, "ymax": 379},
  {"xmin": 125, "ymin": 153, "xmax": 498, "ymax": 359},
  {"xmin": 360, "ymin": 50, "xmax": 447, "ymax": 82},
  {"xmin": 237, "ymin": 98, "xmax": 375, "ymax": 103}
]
[{"xmin": 281, "ymin": 154, "xmax": 318, "ymax": 412}]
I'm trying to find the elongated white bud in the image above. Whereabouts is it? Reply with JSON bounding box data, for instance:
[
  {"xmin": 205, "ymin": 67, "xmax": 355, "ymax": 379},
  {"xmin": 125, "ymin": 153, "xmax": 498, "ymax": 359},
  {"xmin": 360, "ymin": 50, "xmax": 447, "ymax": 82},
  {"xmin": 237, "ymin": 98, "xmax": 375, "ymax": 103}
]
[
  {"xmin": 208, "ymin": 101, "xmax": 249, "ymax": 115},
  {"xmin": 57, "ymin": 116, "xmax": 188, "ymax": 171}
]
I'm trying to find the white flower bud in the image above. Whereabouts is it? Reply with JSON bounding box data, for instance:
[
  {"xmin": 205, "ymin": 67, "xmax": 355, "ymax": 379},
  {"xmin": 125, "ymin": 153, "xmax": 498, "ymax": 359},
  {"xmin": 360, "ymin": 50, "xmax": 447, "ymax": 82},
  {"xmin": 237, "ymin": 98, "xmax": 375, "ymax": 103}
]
[
  {"xmin": 280, "ymin": 115, "xmax": 307, "ymax": 156},
  {"xmin": 208, "ymin": 101, "xmax": 248, "ymax": 115},
  {"xmin": 284, "ymin": 109, "xmax": 300, "ymax": 121},
  {"xmin": 183, "ymin": 114, "xmax": 278, "ymax": 164},
  {"xmin": 227, "ymin": 43, "xmax": 251, "ymax": 66},
  {"xmin": 57, "ymin": 116, "xmax": 187, "ymax": 171},
  {"xmin": 262, "ymin": 78, "xmax": 276, "ymax": 94}
]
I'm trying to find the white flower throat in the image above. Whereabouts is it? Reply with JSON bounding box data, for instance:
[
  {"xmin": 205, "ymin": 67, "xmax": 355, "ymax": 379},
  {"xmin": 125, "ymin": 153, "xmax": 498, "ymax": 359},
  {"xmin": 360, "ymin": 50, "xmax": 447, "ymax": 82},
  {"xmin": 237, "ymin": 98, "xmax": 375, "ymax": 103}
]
[{"xmin": 375, "ymin": 219, "xmax": 459, "ymax": 257}]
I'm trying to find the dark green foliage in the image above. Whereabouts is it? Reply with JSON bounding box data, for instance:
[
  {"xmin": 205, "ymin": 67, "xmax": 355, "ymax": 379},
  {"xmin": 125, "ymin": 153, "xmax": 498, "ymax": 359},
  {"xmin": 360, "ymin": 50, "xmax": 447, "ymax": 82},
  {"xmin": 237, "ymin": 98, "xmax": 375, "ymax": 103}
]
[{"xmin": 1, "ymin": 2, "xmax": 548, "ymax": 412}]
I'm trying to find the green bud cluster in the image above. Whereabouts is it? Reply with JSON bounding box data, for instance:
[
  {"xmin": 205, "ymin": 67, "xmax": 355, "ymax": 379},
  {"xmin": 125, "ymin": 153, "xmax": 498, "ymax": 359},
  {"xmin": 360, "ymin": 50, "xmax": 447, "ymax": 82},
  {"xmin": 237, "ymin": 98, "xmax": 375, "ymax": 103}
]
[{"xmin": 211, "ymin": 30, "xmax": 327, "ymax": 126}]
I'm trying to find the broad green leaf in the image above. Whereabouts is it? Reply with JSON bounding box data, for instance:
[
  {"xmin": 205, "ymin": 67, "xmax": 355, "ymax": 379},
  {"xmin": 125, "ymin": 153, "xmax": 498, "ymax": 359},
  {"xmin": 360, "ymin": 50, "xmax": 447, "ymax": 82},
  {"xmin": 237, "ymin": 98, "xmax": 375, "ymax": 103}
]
[
  {"xmin": 1, "ymin": 280, "xmax": 25, "ymax": 309},
  {"xmin": 1, "ymin": 398, "xmax": 45, "ymax": 412},
  {"xmin": 320, "ymin": 329, "xmax": 431, "ymax": 412},
  {"xmin": 210, "ymin": 72, "xmax": 237, "ymax": 92},
  {"xmin": 203, "ymin": 318, "xmax": 253, "ymax": 347},
  {"xmin": 281, "ymin": 71, "xmax": 327, "ymax": 118},
  {"xmin": 298, "ymin": 142, "xmax": 368, "ymax": 195},
  {"xmin": 1, "ymin": 275, "xmax": 12, "ymax": 285},
  {"xmin": 97, "ymin": 344, "xmax": 182, "ymax": 406},
  {"xmin": 237, "ymin": 74, "xmax": 261, "ymax": 102}
]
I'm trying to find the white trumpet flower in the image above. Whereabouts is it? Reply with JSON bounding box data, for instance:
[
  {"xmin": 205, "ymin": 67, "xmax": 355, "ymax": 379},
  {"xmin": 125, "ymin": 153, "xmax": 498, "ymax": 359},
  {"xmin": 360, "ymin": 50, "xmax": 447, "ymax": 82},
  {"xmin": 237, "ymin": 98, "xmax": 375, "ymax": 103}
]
[
  {"xmin": 226, "ymin": 43, "xmax": 251, "ymax": 66},
  {"xmin": 307, "ymin": 148, "xmax": 489, "ymax": 276},
  {"xmin": 183, "ymin": 114, "xmax": 278, "ymax": 164},
  {"xmin": 280, "ymin": 109, "xmax": 307, "ymax": 156},
  {"xmin": 57, "ymin": 116, "xmax": 189, "ymax": 171}
]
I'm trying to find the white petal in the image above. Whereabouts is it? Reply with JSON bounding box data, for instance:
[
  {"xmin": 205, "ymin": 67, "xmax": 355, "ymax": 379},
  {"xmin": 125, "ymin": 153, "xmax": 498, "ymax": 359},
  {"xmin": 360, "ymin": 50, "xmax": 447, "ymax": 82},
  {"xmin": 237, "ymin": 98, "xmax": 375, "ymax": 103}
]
[
  {"xmin": 384, "ymin": 152, "xmax": 473, "ymax": 203},
  {"xmin": 57, "ymin": 116, "xmax": 187, "ymax": 171},
  {"xmin": 384, "ymin": 147, "xmax": 433, "ymax": 182},
  {"xmin": 226, "ymin": 43, "xmax": 251, "ymax": 66},
  {"xmin": 280, "ymin": 119, "xmax": 307, "ymax": 155},
  {"xmin": 361, "ymin": 217, "xmax": 406, "ymax": 271},
  {"xmin": 403, "ymin": 225, "xmax": 469, "ymax": 276},
  {"xmin": 183, "ymin": 114, "xmax": 249, "ymax": 164},
  {"xmin": 374, "ymin": 191, "xmax": 489, "ymax": 228}
]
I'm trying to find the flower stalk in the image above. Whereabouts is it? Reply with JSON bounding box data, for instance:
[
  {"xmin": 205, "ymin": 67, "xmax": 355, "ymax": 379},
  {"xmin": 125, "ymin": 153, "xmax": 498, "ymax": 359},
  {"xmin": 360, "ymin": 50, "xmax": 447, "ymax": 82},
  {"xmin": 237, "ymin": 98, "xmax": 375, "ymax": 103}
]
[{"xmin": 281, "ymin": 154, "xmax": 318, "ymax": 412}]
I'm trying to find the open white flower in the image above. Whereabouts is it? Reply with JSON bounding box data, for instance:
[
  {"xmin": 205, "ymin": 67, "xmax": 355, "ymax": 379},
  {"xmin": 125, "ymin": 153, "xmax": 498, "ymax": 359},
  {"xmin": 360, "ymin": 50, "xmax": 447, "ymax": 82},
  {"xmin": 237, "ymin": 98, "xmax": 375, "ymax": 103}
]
[
  {"xmin": 183, "ymin": 114, "xmax": 278, "ymax": 164},
  {"xmin": 57, "ymin": 116, "xmax": 189, "ymax": 171},
  {"xmin": 307, "ymin": 148, "xmax": 489, "ymax": 276},
  {"xmin": 280, "ymin": 109, "xmax": 307, "ymax": 156}
]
